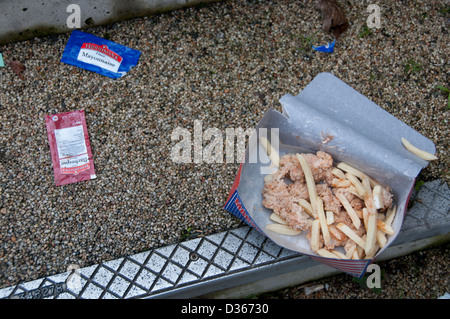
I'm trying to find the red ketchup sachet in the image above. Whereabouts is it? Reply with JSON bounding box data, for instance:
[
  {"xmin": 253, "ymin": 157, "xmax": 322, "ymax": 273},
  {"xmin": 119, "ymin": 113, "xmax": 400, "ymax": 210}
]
[{"xmin": 45, "ymin": 110, "xmax": 96, "ymax": 186}]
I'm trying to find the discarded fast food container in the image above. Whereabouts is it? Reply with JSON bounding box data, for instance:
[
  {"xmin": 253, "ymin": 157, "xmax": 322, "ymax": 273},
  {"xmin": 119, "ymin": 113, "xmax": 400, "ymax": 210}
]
[{"xmin": 224, "ymin": 72, "xmax": 436, "ymax": 278}]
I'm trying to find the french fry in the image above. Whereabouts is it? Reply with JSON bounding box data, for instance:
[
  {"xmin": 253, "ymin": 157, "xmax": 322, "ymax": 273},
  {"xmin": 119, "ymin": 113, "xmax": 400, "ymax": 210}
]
[
  {"xmin": 317, "ymin": 249, "xmax": 338, "ymax": 258},
  {"xmin": 326, "ymin": 211, "xmax": 334, "ymax": 225},
  {"xmin": 372, "ymin": 185, "xmax": 384, "ymax": 210},
  {"xmin": 347, "ymin": 185, "xmax": 364, "ymax": 199},
  {"xmin": 369, "ymin": 178, "xmax": 380, "ymax": 189},
  {"xmin": 365, "ymin": 212, "xmax": 378, "ymax": 256},
  {"xmin": 317, "ymin": 197, "xmax": 331, "ymax": 248},
  {"xmin": 331, "ymin": 249, "xmax": 348, "ymax": 259},
  {"xmin": 296, "ymin": 198, "xmax": 314, "ymax": 217},
  {"xmin": 357, "ymin": 239, "xmax": 366, "ymax": 259},
  {"xmin": 385, "ymin": 205, "xmax": 397, "ymax": 226},
  {"xmin": 376, "ymin": 230, "xmax": 387, "ymax": 248},
  {"xmin": 337, "ymin": 162, "xmax": 379, "ymax": 188},
  {"xmin": 364, "ymin": 193, "xmax": 377, "ymax": 215},
  {"xmin": 296, "ymin": 154, "xmax": 318, "ymax": 217},
  {"xmin": 265, "ymin": 223, "xmax": 301, "ymax": 236},
  {"xmin": 345, "ymin": 243, "xmax": 357, "ymax": 259},
  {"xmin": 345, "ymin": 173, "xmax": 367, "ymax": 198},
  {"xmin": 337, "ymin": 162, "xmax": 364, "ymax": 178},
  {"xmin": 362, "ymin": 208, "xmax": 369, "ymax": 231},
  {"xmin": 401, "ymin": 137, "xmax": 438, "ymax": 161},
  {"xmin": 377, "ymin": 219, "xmax": 395, "ymax": 235},
  {"xmin": 331, "ymin": 167, "xmax": 346, "ymax": 180},
  {"xmin": 269, "ymin": 213, "xmax": 288, "ymax": 225},
  {"xmin": 361, "ymin": 176, "xmax": 372, "ymax": 196},
  {"xmin": 331, "ymin": 178, "xmax": 352, "ymax": 188},
  {"xmin": 365, "ymin": 243, "xmax": 379, "ymax": 259},
  {"xmin": 336, "ymin": 192, "xmax": 361, "ymax": 230},
  {"xmin": 259, "ymin": 136, "xmax": 280, "ymax": 167},
  {"xmin": 336, "ymin": 223, "xmax": 366, "ymax": 249},
  {"xmin": 310, "ymin": 219, "xmax": 321, "ymax": 252},
  {"xmin": 352, "ymin": 249, "xmax": 360, "ymax": 260},
  {"xmin": 328, "ymin": 225, "xmax": 343, "ymax": 241}
]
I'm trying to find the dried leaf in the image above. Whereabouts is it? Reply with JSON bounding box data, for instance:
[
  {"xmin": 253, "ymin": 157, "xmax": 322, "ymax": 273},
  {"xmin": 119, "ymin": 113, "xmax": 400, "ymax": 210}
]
[
  {"xmin": 8, "ymin": 60, "xmax": 26, "ymax": 80},
  {"xmin": 316, "ymin": 0, "xmax": 349, "ymax": 39}
]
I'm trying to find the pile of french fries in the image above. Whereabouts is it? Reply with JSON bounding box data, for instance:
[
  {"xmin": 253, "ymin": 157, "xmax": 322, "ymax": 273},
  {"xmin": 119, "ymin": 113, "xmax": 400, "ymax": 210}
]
[
  {"xmin": 260, "ymin": 134, "xmax": 437, "ymax": 260},
  {"xmin": 262, "ymin": 150, "xmax": 396, "ymax": 260}
]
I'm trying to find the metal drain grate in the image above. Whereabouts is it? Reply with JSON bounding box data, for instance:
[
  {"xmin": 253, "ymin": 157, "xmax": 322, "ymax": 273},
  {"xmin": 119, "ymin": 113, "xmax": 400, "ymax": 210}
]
[{"xmin": 0, "ymin": 226, "xmax": 298, "ymax": 299}]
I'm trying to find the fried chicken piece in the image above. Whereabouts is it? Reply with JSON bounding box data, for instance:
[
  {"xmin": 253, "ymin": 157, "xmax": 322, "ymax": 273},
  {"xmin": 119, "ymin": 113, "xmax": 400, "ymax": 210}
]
[
  {"xmin": 381, "ymin": 187, "xmax": 394, "ymax": 210},
  {"xmin": 287, "ymin": 180, "xmax": 309, "ymax": 200},
  {"xmin": 281, "ymin": 201, "xmax": 313, "ymax": 231},
  {"xmin": 262, "ymin": 178, "xmax": 290, "ymax": 213},
  {"xmin": 302, "ymin": 151, "xmax": 334, "ymax": 184},
  {"xmin": 350, "ymin": 197, "xmax": 364, "ymax": 211},
  {"xmin": 262, "ymin": 179, "xmax": 312, "ymax": 231},
  {"xmin": 316, "ymin": 183, "xmax": 342, "ymax": 215},
  {"xmin": 273, "ymin": 151, "xmax": 334, "ymax": 184},
  {"xmin": 334, "ymin": 209, "xmax": 352, "ymax": 226},
  {"xmin": 333, "ymin": 187, "xmax": 354, "ymax": 203},
  {"xmin": 272, "ymin": 154, "xmax": 305, "ymax": 182}
]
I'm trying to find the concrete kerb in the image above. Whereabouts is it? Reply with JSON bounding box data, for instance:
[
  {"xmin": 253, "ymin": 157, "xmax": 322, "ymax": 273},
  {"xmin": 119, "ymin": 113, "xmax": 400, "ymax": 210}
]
[{"xmin": 0, "ymin": 0, "xmax": 223, "ymax": 45}]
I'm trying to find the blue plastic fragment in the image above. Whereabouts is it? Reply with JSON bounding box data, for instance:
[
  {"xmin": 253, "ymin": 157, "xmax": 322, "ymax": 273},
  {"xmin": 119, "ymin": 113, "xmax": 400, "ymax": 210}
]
[
  {"xmin": 0, "ymin": 53, "xmax": 4, "ymax": 67},
  {"xmin": 311, "ymin": 40, "xmax": 336, "ymax": 53},
  {"xmin": 61, "ymin": 30, "xmax": 141, "ymax": 79}
]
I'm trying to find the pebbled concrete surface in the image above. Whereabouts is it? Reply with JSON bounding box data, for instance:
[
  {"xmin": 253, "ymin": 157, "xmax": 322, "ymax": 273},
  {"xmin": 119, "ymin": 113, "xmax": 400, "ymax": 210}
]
[{"xmin": 0, "ymin": 0, "xmax": 222, "ymax": 44}]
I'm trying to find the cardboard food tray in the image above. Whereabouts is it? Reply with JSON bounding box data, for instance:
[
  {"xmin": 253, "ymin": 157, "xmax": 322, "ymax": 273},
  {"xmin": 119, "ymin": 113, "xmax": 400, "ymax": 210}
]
[{"xmin": 224, "ymin": 72, "xmax": 436, "ymax": 277}]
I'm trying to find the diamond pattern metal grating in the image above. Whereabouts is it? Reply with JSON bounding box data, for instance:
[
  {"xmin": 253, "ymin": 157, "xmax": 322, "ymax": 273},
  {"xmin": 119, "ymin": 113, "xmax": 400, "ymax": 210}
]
[{"xmin": 0, "ymin": 226, "xmax": 297, "ymax": 299}]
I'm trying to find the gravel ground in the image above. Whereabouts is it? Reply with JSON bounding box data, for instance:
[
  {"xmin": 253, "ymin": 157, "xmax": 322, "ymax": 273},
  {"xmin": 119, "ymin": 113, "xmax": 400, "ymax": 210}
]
[{"xmin": 0, "ymin": 0, "xmax": 448, "ymax": 295}]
